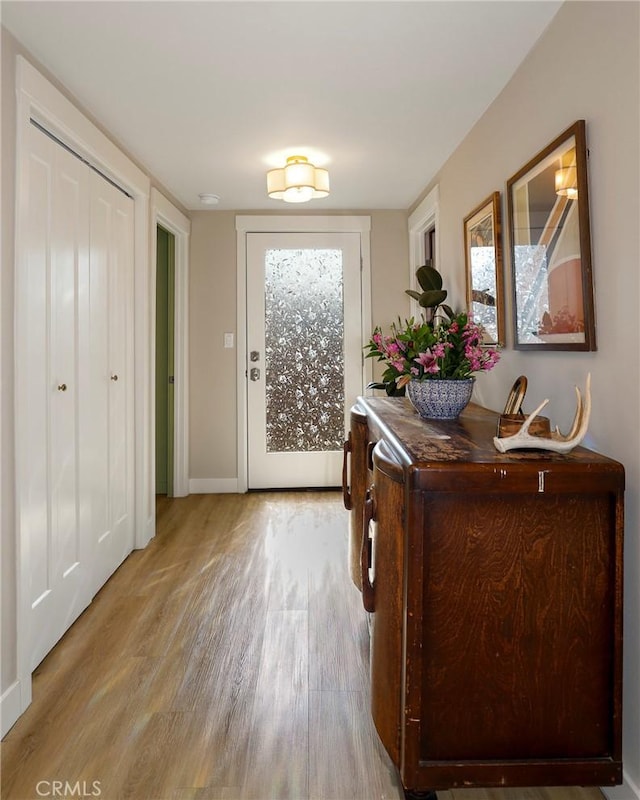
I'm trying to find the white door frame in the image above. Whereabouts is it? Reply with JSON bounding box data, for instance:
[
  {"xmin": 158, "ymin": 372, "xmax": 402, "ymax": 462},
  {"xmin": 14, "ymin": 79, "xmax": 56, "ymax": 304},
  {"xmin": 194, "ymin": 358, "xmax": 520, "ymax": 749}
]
[
  {"xmin": 150, "ymin": 189, "xmax": 191, "ymax": 498},
  {"xmin": 12, "ymin": 57, "xmax": 152, "ymax": 726},
  {"xmin": 235, "ymin": 215, "xmax": 372, "ymax": 494},
  {"xmin": 408, "ymin": 185, "xmax": 440, "ymax": 317}
]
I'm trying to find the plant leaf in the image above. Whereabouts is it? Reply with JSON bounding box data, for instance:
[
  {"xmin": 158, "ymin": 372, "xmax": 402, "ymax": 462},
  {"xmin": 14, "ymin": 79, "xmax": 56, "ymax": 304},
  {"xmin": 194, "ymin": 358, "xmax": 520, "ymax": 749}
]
[
  {"xmin": 419, "ymin": 289, "xmax": 447, "ymax": 308},
  {"xmin": 441, "ymin": 303, "xmax": 455, "ymax": 319},
  {"xmin": 405, "ymin": 289, "xmax": 423, "ymax": 302},
  {"xmin": 416, "ymin": 264, "xmax": 443, "ymax": 292}
]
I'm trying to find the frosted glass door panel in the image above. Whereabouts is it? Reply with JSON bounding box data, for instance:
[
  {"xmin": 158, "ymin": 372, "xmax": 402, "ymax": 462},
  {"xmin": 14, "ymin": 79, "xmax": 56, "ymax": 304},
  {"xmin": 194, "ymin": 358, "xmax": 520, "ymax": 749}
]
[
  {"xmin": 264, "ymin": 248, "xmax": 345, "ymax": 453},
  {"xmin": 247, "ymin": 232, "xmax": 362, "ymax": 488}
]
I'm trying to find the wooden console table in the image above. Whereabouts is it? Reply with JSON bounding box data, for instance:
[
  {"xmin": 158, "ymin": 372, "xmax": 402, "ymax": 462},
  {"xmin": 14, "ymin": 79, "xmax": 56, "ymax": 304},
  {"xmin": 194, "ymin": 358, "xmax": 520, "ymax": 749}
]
[{"xmin": 342, "ymin": 397, "xmax": 624, "ymax": 799}]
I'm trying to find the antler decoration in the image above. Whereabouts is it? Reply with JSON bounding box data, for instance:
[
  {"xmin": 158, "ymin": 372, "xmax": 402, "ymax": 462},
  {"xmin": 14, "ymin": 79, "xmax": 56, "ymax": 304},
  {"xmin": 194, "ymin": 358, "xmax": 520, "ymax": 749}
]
[{"xmin": 493, "ymin": 374, "xmax": 591, "ymax": 454}]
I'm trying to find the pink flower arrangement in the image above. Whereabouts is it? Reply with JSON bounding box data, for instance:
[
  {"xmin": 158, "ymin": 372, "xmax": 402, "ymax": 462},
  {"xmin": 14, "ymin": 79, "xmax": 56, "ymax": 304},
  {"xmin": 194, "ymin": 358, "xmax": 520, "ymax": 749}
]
[{"xmin": 365, "ymin": 311, "xmax": 500, "ymax": 394}]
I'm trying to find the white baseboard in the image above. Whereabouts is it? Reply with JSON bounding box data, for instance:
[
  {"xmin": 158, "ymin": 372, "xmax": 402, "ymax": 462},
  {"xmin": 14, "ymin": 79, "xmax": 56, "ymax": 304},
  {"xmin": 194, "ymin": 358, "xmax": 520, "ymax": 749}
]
[
  {"xmin": 189, "ymin": 478, "xmax": 240, "ymax": 494},
  {"xmin": 604, "ymin": 772, "xmax": 640, "ymax": 800},
  {"xmin": 1, "ymin": 679, "xmax": 25, "ymax": 738}
]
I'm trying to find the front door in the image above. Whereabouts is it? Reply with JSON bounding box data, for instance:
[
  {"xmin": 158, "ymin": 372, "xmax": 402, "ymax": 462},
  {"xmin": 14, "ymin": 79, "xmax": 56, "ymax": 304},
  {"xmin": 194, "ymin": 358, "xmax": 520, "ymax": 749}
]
[{"xmin": 246, "ymin": 232, "xmax": 363, "ymax": 489}]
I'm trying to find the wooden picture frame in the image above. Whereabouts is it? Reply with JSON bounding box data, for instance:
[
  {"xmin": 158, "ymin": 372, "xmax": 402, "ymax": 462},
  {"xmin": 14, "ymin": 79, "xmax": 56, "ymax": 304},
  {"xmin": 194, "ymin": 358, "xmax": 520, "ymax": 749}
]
[
  {"xmin": 464, "ymin": 191, "xmax": 504, "ymax": 346},
  {"xmin": 507, "ymin": 120, "xmax": 596, "ymax": 350}
]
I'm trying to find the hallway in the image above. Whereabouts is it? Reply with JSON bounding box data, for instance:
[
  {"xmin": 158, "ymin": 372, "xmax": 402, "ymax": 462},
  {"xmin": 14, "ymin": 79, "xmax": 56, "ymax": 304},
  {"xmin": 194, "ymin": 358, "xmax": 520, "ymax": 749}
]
[{"xmin": 1, "ymin": 493, "xmax": 605, "ymax": 800}]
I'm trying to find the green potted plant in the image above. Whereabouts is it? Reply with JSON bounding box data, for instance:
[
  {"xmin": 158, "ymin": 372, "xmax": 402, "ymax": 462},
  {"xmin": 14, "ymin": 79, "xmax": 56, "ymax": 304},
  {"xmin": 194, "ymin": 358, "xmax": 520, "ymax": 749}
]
[{"xmin": 404, "ymin": 260, "xmax": 454, "ymax": 323}]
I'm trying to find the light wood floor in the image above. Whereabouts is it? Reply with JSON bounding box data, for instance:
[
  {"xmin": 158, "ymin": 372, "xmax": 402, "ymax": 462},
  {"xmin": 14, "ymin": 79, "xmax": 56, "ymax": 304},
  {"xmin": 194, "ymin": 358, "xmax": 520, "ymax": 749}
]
[{"xmin": 2, "ymin": 492, "xmax": 605, "ymax": 800}]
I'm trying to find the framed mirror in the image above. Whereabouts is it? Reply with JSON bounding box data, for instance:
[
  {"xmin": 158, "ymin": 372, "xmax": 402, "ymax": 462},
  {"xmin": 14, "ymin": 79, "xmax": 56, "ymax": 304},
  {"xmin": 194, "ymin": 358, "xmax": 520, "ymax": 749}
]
[
  {"xmin": 464, "ymin": 191, "xmax": 504, "ymax": 346},
  {"xmin": 507, "ymin": 120, "xmax": 596, "ymax": 350}
]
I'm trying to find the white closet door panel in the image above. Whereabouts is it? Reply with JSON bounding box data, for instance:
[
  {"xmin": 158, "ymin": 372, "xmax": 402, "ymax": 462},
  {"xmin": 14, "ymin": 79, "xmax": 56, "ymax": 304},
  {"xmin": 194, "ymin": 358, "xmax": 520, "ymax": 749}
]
[
  {"xmin": 22, "ymin": 132, "xmax": 53, "ymax": 613},
  {"xmin": 89, "ymin": 172, "xmax": 134, "ymax": 590},
  {"xmin": 21, "ymin": 125, "xmax": 92, "ymax": 669},
  {"xmin": 51, "ymin": 150, "xmax": 84, "ymax": 579},
  {"xmin": 87, "ymin": 179, "xmax": 110, "ymax": 570},
  {"xmin": 108, "ymin": 194, "xmax": 134, "ymax": 544}
]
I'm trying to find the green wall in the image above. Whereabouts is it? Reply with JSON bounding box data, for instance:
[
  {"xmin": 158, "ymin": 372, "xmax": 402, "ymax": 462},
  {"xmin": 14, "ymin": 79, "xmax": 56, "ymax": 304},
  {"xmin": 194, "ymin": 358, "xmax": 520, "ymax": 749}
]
[{"xmin": 156, "ymin": 226, "xmax": 175, "ymax": 495}]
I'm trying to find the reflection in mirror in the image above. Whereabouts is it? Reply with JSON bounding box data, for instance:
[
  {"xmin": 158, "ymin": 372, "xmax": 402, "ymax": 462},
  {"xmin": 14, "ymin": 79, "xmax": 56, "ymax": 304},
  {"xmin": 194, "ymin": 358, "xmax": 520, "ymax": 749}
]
[
  {"xmin": 507, "ymin": 120, "xmax": 595, "ymax": 351},
  {"xmin": 464, "ymin": 191, "xmax": 504, "ymax": 346}
]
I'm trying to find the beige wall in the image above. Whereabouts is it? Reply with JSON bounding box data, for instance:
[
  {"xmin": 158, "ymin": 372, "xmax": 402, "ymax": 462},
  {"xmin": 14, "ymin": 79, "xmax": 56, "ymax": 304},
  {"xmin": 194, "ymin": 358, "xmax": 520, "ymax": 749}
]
[
  {"xmin": 188, "ymin": 210, "xmax": 409, "ymax": 482},
  {"xmin": 189, "ymin": 212, "xmax": 239, "ymax": 480},
  {"xmin": 410, "ymin": 3, "xmax": 639, "ymax": 793},
  {"xmin": 369, "ymin": 210, "xmax": 411, "ymax": 328}
]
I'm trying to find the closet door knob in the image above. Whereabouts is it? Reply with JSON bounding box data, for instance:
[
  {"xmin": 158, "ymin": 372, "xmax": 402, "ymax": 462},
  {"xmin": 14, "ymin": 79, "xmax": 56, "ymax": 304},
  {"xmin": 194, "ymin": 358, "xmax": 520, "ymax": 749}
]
[
  {"xmin": 110, "ymin": 374, "xmax": 119, "ymax": 381},
  {"xmin": 57, "ymin": 383, "xmax": 67, "ymax": 392}
]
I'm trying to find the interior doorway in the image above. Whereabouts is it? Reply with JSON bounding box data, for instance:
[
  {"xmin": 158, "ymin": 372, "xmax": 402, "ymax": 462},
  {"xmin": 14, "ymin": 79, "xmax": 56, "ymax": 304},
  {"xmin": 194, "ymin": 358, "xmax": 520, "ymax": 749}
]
[
  {"xmin": 156, "ymin": 225, "xmax": 176, "ymax": 496},
  {"xmin": 408, "ymin": 185, "xmax": 440, "ymax": 315}
]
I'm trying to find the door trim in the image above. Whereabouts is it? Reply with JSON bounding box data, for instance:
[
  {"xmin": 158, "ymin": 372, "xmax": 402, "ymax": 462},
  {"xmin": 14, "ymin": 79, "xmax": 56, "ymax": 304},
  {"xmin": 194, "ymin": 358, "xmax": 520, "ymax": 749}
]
[
  {"xmin": 235, "ymin": 215, "xmax": 372, "ymax": 494},
  {"xmin": 408, "ymin": 185, "xmax": 440, "ymax": 318},
  {"xmin": 151, "ymin": 189, "xmax": 191, "ymax": 498}
]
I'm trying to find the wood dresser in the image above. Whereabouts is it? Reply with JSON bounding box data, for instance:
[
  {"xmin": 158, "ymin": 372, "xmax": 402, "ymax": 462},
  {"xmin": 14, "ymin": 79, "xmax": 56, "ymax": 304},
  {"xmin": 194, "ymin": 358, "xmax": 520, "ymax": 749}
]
[{"xmin": 342, "ymin": 397, "xmax": 624, "ymax": 800}]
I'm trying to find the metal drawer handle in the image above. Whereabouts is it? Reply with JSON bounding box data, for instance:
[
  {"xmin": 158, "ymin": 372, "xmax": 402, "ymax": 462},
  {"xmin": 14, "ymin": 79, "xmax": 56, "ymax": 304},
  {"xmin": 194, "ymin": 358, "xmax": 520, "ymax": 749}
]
[
  {"xmin": 110, "ymin": 374, "xmax": 119, "ymax": 381},
  {"xmin": 57, "ymin": 383, "xmax": 67, "ymax": 392}
]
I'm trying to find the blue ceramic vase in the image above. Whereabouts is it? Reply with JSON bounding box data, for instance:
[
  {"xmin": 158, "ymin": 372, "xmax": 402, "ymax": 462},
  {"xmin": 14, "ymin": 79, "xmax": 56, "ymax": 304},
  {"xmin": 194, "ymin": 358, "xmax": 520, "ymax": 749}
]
[{"xmin": 406, "ymin": 377, "xmax": 474, "ymax": 420}]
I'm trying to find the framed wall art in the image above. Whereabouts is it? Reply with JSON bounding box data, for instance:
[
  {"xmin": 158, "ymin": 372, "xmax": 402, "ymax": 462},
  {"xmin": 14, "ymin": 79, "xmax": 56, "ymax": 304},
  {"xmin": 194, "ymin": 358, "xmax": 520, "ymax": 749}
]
[
  {"xmin": 464, "ymin": 191, "xmax": 504, "ymax": 346},
  {"xmin": 507, "ymin": 120, "xmax": 596, "ymax": 350}
]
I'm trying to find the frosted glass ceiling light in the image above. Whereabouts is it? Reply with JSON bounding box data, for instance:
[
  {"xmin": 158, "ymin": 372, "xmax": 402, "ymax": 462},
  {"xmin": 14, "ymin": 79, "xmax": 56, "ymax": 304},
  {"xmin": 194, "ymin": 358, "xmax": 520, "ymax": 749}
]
[
  {"xmin": 267, "ymin": 155, "xmax": 330, "ymax": 203},
  {"xmin": 555, "ymin": 165, "xmax": 578, "ymax": 199}
]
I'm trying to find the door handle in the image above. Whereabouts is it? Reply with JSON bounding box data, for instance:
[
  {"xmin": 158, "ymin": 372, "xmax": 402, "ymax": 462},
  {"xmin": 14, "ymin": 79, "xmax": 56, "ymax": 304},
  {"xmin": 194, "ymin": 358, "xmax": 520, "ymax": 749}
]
[{"xmin": 250, "ymin": 367, "xmax": 260, "ymax": 381}]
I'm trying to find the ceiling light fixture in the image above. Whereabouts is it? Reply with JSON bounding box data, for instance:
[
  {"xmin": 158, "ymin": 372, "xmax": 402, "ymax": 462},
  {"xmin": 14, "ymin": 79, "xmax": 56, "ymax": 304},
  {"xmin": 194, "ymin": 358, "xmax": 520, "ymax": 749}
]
[
  {"xmin": 555, "ymin": 165, "xmax": 577, "ymax": 199},
  {"xmin": 267, "ymin": 155, "xmax": 330, "ymax": 203}
]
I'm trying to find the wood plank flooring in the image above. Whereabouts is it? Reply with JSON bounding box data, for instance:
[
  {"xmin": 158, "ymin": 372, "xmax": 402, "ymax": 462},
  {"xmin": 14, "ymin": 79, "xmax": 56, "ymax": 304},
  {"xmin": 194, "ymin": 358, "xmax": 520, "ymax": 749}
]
[{"xmin": 1, "ymin": 492, "xmax": 606, "ymax": 800}]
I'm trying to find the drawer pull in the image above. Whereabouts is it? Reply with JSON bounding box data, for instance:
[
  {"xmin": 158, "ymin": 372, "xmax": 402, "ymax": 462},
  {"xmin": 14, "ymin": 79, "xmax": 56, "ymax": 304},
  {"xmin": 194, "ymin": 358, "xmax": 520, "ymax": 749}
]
[
  {"xmin": 361, "ymin": 487, "xmax": 376, "ymax": 612},
  {"xmin": 367, "ymin": 441, "xmax": 376, "ymax": 472},
  {"xmin": 342, "ymin": 434, "xmax": 353, "ymax": 510}
]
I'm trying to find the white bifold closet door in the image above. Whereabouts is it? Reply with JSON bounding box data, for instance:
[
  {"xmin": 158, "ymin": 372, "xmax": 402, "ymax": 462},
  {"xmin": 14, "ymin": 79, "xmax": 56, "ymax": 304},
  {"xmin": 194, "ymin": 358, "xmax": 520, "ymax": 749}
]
[
  {"xmin": 17, "ymin": 122, "xmax": 134, "ymax": 670},
  {"xmin": 88, "ymin": 170, "xmax": 135, "ymax": 592}
]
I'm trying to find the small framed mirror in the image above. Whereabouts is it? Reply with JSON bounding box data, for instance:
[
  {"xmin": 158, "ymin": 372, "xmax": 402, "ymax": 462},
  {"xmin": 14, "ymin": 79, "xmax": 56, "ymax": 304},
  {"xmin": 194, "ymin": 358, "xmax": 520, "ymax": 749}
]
[
  {"xmin": 464, "ymin": 191, "xmax": 504, "ymax": 346},
  {"xmin": 507, "ymin": 120, "xmax": 596, "ymax": 350}
]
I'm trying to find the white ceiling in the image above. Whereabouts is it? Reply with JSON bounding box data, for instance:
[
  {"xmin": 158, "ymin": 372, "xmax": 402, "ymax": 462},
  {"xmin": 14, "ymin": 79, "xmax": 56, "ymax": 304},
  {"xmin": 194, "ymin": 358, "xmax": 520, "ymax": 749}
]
[{"xmin": 1, "ymin": 1, "xmax": 563, "ymax": 211}]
